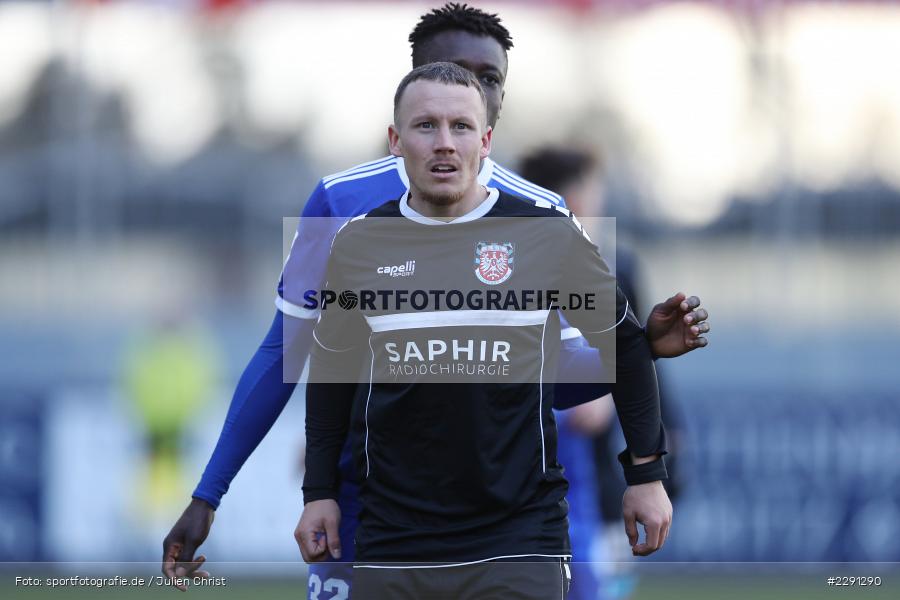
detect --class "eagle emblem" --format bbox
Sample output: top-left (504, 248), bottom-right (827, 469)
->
top-left (474, 242), bottom-right (515, 285)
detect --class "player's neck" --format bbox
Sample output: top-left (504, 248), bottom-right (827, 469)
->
top-left (408, 184), bottom-right (489, 221)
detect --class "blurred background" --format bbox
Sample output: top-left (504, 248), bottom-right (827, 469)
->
top-left (1, 0), bottom-right (899, 598)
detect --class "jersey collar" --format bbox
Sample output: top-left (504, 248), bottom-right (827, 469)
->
top-left (396, 157), bottom-right (496, 188)
top-left (399, 187), bottom-right (499, 225)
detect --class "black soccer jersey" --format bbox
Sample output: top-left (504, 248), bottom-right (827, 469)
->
top-left (303, 188), bottom-right (665, 563)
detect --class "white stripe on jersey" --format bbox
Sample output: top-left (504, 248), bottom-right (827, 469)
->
top-left (583, 299), bottom-right (630, 334)
top-left (398, 188), bottom-right (499, 225)
top-left (324, 163), bottom-right (400, 190)
top-left (323, 155), bottom-right (395, 184)
top-left (560, 326), bottom-right (582, 341)
top-left (538, 202), bottom-right (593, 244)
top-left (282, 230), bottom-right (299, 270)
top-left (312, 328), bottom-right (356, 352)
top-left (492, 171), bottom-right (565, 205)
top-left (364, 335), bottom-right (375, 478)
top-left (538, 311), bottom-right (548, 473)
top-left (275, 296), bottom-right (320, 319)
top-left (330, 213), bottom-right (367, 249)
top-left (493, 165), bottom-right (564, 205)
top-left (571, 214), bottom-right (593, 243)
top-left (364, 309), bottom-right (551, 332)
top-left (353, 553), bottom-right (572, 569)
top-left (477, 157), bottom-right (496, 185)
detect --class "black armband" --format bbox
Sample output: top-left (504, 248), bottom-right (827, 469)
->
top-left (617, 450), bottom-right (668, 486)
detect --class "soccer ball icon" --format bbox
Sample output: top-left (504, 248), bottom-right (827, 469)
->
top-left (338, 290), bottom-right (359, 310)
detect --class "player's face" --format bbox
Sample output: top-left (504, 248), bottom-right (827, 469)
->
top-left (415, 31), bottom-right (507, 129)
top-left (389, 80), bottom-right (492, 207)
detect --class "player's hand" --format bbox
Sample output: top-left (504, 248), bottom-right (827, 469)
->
top-left (645, 292), bottom-right (710, 358)
top-left (295, 499), bottom-right (342, 563)
top-left (622, 480), bottom-right (673, 557)
top-left (161, 498), bottom-right (215, 591)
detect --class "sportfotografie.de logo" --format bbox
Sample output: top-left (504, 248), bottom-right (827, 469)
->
top-left (302, 288), bottom-right (597, 312)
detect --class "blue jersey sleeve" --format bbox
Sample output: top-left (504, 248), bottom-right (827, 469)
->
top-left (277, 180), bottom-right (339, 319)
top-left (194, 178), bottom-right (342, 507)
top-left (195, 162), bottom-right (409, 508)
top-left (553, 337), bottom-right (611, 410)
top-left (487, 161), bottom-right (567, 208)
top-left (193, 310), bottom-right (315, 508)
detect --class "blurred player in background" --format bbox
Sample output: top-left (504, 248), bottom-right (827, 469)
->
top-left (520, 146), bottom-right (697, 600)
top-left (162, 4), bottom-right (709, 596)
top-left (124, 313), bottom-right (218, 545)
top-left (519, 147), bottom-right (614, 600)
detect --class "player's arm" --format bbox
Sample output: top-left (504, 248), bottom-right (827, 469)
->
top-left (552, 297), bottom-right (709, 411)
top-left (162, 182), bottom-right (333, 589)
top-left (297, 343), bottom-right (361, 563)
top-left (162, 311), bottom-right (314, 589)
top-left (191, 181), bottom-right (335, 504)
top-left (296, 227), bottom-right (367, 563)
top-left (553, 331), bottom-right (612, 410)
top-left (560, 221), bottom-right (672, 556)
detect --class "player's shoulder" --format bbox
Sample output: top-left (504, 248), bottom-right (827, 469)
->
top-left (487, 161), bottom-right (566, 207)
top-left (332, 199), bottom-right (401, 242)
top-left (493, 190), bottom-right (592, 242)
top-left (308, 155), bottom-right (405, 219)
top-left (320, 155), bottom-right (402, 191)
top-left (363, 198), bottom-right (402, 218)
top-left (493, 189), bottom-right (568, 218)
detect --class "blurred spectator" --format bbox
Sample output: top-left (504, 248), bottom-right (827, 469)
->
top-left (123, 312), bottom-right (219, 517)
top-left (519, 146), bottom-right (611, 600)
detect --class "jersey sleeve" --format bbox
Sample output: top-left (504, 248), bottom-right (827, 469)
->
top-left (192, 310), bottom-right (314, 508)
top-left (309, 223), bottom-right (371, 355)
top-left (558, 219), bottom-right (667, 463)
top-left (303, 227), bottom-right (369, 503)
top-left (553, 336), bottom-right (612, 410)
top-left (277, 180), bottom-right (341, 319)
top-left (487, 162), bottom-right (568, 208)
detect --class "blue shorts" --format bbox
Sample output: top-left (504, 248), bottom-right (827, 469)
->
top-left (307, 479), bottom-right (360, 599)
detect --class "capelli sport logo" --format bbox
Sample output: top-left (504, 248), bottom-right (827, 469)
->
top-left (377, 260), bottom-right (416, 278)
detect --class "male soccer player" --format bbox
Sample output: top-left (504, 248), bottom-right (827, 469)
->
top-left (162, 3), bottom-right (710, 595)
top-left (298, 61), bottom-right (673, 598)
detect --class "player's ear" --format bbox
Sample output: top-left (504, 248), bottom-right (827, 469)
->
top-left (480, 126), bottom-right (492, 159)
top-left (388, 124), bottom-right (402, 157)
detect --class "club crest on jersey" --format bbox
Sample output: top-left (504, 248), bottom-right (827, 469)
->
top-left (474, 242), bottom-right (515, 285)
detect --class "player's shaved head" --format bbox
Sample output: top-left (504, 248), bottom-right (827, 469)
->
top-left (393, 62), bottom-right (487, 126)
